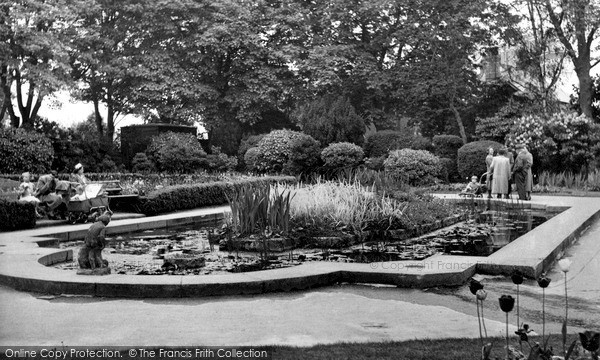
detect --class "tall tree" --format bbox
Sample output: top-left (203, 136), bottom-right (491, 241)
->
top-left (508, 0), bottom-right (567, 112)
top-left (118, 0), bottom-right (299, 153)
top-left (0, 0), bottom-right (75, 128)
top-left (287, 0), bottom-right (516, 141)
top-left (544, 0), bottom-right (600, 119)
top-left (69, 0), bottom-right (136, 140)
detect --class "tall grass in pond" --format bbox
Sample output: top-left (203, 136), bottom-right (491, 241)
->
top-left (288, 179), bottom-right (408, 238)
top-left (226, 184), bottom-right (294, 236)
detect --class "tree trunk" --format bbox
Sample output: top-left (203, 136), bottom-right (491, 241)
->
top-left (1, 65), bottom-right (19, 127)
top-left (0, 100), bottom-right (6, 122)
top-left (449, 98), bottom-right (468, 144)
top-left (106, 84), bottom-right (115, 141)
top-left (544, 0), bottom-right (596, 119)
top-left (575, 59), bottom-right (594, 119)
top-left (93, 96), bottom-right (104, 136)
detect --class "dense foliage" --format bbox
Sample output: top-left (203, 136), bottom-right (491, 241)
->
top-left (383, 149), bottom-right (441, 185)
top-left (474, 102), bottom-right (528, 143)
top-left (2, 0), bottom-right (524, 157)
top-left (363, 130), bottom-right (413, 158)
top-left (432, 135), bottom-right (463, 181)
top-left (321, 142), bottom-right (364, 170)
top-left (237, 134), bottom-right (266, 169)
top-left (131, 153), bottom-right (156, 173)
top-left (0, 128), bottom-right (54, 174)
top-left (457, 140), bottom-right (504, 179)
top-left (506, 111), bottom-right (600, 173)
top-left (0, 199), bottom-right (36, 231)
top-left (139, 175), bottom-right (296, 215)
top-left (33, 117), bottom-right (121, 173)
top-left (146, 132), bottom-right (207, 173)
top-left (244, 130), bottom-right (319, 174)
top-left (432, 135), bottom-right (464, 159)
top-left (205, 147), bottom-right (238, 173)
top-left (294, 96), bottom-right (365, 147)
top-left (284, 135), bottom-right (321, 175)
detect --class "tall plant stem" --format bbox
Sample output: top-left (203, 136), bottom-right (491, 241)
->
top-left (542, 288), bottom-right (546, 341)
top-left (516, 284), bottom-right (520, 329)
top-left (477, 299), bottom-right (483, 348)
top-left (564, 272), bottom-right (568, 355)
top-left (506, 312), bottom-right (510, 360)
top-left (481, 301), bottom-right (488, 338)
top-left (517, 284), bottom-right (522, 352)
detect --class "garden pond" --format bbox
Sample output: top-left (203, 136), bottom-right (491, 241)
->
top-left (50, 203), bottom-right (557, 276)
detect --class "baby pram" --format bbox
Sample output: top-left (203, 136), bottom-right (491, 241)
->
top-left (67, 184), bottom-right (111, 224)
top-left (458, 172), bottom-right (488, 198)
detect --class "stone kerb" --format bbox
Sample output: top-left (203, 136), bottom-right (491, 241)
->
top-left (0, 196), bottom-right (598, 298)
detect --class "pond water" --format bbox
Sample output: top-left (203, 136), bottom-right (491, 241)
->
top-left (49, 203), bottom-right (557, 275)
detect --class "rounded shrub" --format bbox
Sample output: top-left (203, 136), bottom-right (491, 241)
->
top-left (132, 153), bottom-right (156, 173)
top-left (284, 135), bottom-right (321, 175)
top-left (409, 136), bottom-right (433, 152)
top-left (363, 130), bottom-right (413, 157)
top-left (146, 132), bottom-right (207, 173)
top-left (438, 157), bottom-right (456, 183)
top-left (383, 149), bottom-right (441, 185)
top-left (457, 140), bottom-right (504, 179)
top-left (237, 134), bottom-right (266, 170)
top-left (432, 135), bottom-right (464, 159)
top-left (0, 127), bottom-right (54, 174)
top-left (321, 142), bottom-right (364, 169)
top-left (206, 146), bottom-right (238, 172)
top-left (244, 147), bottom-right (262, 172)
top-left (248, 129), bottom-right (319, 174)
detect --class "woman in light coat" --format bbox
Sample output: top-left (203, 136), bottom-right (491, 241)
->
top-left (489, 147), bottom-right (511, 199)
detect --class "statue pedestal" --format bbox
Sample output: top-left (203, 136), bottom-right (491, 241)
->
top-left (77, 267), bottom-right (111, 276)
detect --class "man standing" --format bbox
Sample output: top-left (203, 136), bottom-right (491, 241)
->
top-left (512, 144), bottom-right (533, 200)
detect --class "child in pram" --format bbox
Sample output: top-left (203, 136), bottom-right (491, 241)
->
top-left (459, 175), bottom-right (484, 197)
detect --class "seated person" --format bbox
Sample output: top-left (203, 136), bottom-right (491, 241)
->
top-left (460, 176), bottom-right (481, 195)
top-left (70, 185), bottom-right (87, 201)
top-left (34, 171), bottom-right (63, 219)
top-left (19, 172), bottom-right (42, 217)
top-left (70, 163), bottom-right (88, 186)
top-left (19, 172), bottom-right (40, 203)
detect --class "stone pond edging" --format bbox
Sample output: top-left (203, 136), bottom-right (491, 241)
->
top-left (0, 196), bottom-right (598, 298)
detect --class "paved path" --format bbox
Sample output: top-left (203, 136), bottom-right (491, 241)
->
top-left (1, 195), bottom-right (598, 347)
top-left (0, 284), bottom-right (517, 346)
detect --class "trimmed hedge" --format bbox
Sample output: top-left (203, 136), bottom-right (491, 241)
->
top-left (245, 130), bottom-right (319, 174)
top-left (0, 127), bottom-right (54, 174)
top-left (0, 199), bottom-right (36, 231)
top-left (363, 130), bottom-right (413, 157)
top-left (432, 135), bottom-right (464, 159)
top-left (433, 135), bottom-right (464, 182)
top-left (139, 175), bottom-right (297, 216)
top-left (457, 140), bottom-right (504, 179)
top-left (383, 149), bottom-right (441, 185)
top-left (1, 172), bottom-right (224, 183)
top-left (321, 142), bottom-right (364, 169)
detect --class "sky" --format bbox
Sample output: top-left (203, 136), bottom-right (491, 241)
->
top-left (38, 90), bottom-right (143, 131)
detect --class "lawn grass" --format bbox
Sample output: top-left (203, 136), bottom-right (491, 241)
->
top-left (270, 334), bottom-right (584, 359)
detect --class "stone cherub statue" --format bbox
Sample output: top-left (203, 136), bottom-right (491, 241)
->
top-left (77, 212), bottom-right (111, 275)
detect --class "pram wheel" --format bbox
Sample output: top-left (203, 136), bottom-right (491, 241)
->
top-left (68, 213), bottom-right (77, 225)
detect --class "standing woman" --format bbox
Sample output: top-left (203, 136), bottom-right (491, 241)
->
top-left (485, 147), bottom-right (495, 198)
top-left (489, 148), bottom-right (511, 199)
